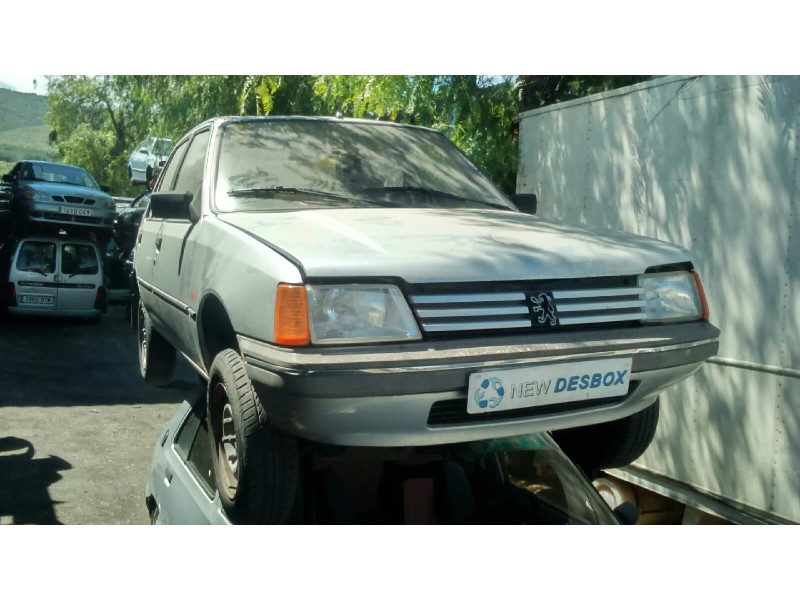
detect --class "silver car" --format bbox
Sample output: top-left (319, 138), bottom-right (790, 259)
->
top-left (1, 160), bottom-right (116, 243)
top-left (144, 390), bottom-right (622, 525)
top-left (127, 136), bottom-right (173, 184)
top-left (134, 116), bottom-right (719, 524)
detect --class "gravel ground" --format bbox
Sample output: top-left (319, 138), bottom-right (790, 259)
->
top-left (0, 304), bottom-right (200, 525)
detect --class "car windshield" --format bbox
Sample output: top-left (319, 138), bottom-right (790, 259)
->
top-left (153, 139), bottom-right (173, 155)
top-left (213, 120), bottom-right (515, 213)
top-left (444, 434), bottom-right (618, 524)
top-left (23, 163), bottom-right (100, 189)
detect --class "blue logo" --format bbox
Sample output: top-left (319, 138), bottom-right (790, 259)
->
top-left (474, 377), bottom-right (505, 409)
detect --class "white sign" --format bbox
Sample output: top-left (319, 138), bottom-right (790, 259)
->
top-left (467, 357), bottom-right (633, 414)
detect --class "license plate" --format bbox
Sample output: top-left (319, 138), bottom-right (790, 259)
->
top-left (19, 295), bottom-right (54, 305)
top-left (60, 206), bottom-right (92, 216)
top-left (467, 357), bottom-right (633, 414)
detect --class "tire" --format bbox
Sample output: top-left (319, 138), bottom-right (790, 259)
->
top-left (145, 166), bottom-right (153, 184)
top-left (551, 398), bottom-right (660, 471)
top-left (137, 299), bottom-right (176, 385)
top-left (207, 348), bottom-right (298, 524)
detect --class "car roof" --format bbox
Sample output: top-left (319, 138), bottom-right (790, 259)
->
top-left (181, 115), bottom-right (440, 142)
top-left (14, 235), bottom-right (100, 247)
top-left (21, 160), bottom-right (88, 171)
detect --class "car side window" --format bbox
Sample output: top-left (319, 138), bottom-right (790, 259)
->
top-left (174, 401), bottom-right (215, 497)
top-left (172, 129), bottom-right (211, 202)
top-left (61, 244), bottom-right (98, 276)
top-left (16, 241), bottom-right (56, 274)
top-left (156, 139), bottom-right (190, 192)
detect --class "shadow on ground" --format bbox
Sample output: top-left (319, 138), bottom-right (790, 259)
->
top-left (0, 436), bottom-right (71, 524)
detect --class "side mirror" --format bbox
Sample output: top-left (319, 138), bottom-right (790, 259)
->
top-left (100, 185), bottom-right (111, 193)
top-left (510, 193), bottom-right (537, 215)
top-left (150, 191), bottom-right (199, 223)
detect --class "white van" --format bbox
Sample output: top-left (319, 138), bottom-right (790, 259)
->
top-left (3, 236), bottom-right (106, 319)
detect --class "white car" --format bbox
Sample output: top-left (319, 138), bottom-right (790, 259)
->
top-left (127, 137), bottom-right (173, 184)
top-left (2, 235), bottom-right (106, 320)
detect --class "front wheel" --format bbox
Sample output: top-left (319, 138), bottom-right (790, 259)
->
top-left (207, 349), bottom-right (298, 524)
top-left (551, 398), bottom-right (660, 471)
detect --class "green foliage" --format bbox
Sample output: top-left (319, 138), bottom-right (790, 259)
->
top-left (44, 75), bottom-right (652, 196)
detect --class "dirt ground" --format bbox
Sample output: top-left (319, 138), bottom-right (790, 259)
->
top-left (0, 304), bottom-right (199, 525)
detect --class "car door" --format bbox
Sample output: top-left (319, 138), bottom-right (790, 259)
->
top-left (136, 139), bottom-right (190, 331)
top-left (11, 239), bottom-right (59, 312)
top-left (150, 128), bottom-right (210, 359)
top-left (155, 399), bottom-right (227, 524)
top-left (56, 241), bottom-right (100, 311)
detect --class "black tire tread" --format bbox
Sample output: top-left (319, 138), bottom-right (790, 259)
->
top-left (210, 349), bottom-right (297, 524)
top-left (552, 399), bottom-right (660, 470)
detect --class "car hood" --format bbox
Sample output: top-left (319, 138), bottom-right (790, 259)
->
top-left (217, 208), bottom-right (691, 283)
top-left (25, 181), bottom-right (112, 201)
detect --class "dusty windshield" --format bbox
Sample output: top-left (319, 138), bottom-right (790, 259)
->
top-left (23, 163), bottom-right (99, 189)
top-left (213, 119), bottom-right (514, 212)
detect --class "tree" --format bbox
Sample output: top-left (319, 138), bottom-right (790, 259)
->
top-left (45, 75), bottom-right (651, 196)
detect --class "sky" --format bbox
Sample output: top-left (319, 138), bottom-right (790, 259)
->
top-left (0, 75), bottom-right (48, 95)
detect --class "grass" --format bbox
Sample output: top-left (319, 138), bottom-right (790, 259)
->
top-left (0, 125), bottom-right (56, 162)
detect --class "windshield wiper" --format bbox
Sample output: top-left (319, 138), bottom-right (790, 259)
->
top-left (359, 186), bottom-right (511, 210)
top-left (227, 187), bottom-right (395, 207)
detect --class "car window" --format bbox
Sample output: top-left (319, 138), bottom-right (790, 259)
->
top-left (451, 434), bottom-right (617, 524)
top-left (156, 139), bottom-right (190, 192)
top-left (16, 241), bottom-right (56, 274)
top-left (174, 401), bottom-right (215, 497)
top-left (153, 139), bottom-right (173, 155)
top-left (172, 129), bottom-right (210, 201)
top-left (61, 244), bottom-right (98, 276)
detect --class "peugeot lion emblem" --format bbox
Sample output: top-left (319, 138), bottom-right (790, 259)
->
top-left (530, 292), bottom-right (558, 327)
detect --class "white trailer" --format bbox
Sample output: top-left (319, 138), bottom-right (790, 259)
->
top-left (517, 75), bottom-right (799, 524)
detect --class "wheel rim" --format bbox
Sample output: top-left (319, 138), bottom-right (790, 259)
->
top-left (211, 381), bottom-right (239, 499)
top-left (138, 303), bottom-right (147, 372)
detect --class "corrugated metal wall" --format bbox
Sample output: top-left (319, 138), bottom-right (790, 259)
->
top-left (517, 75), bottom-right (800, 521)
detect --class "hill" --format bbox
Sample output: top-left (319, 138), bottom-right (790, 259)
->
top-left (0, 88), bottom-right (55, 165)
top-left (0, 88), bottom-right (48, 133)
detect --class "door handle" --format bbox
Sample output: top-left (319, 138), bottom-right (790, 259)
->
top-left (164, 467), bottom-right (174, 485)
top-left (155, 237), bottom-right (163, 252)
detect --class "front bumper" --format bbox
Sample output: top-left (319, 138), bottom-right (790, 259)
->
top-left (239, 321), bottom-right (720, 446)
top-left (17, 199), bottom-right (115, 230)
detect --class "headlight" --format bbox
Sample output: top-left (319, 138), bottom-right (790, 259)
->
top-left (306, 285), bottom-right (421, 344)
top-left (638, 271), bottom-right (704, 322)
top-left (24, 190), bottom-right (50, 201)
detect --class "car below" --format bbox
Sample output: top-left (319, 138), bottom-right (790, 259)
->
top-left (1, 234), bottom-right (107, 319)
top-left (145, 390), bottom-right (622, 525)
top-left (112, 190), bottom-right (150, 248)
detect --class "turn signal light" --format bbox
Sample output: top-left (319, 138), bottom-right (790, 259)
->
top-left (274, 284), bottom-right (310, 346)
top-left (94, 286), bottom-right (107, 311)
top-left (693, 272), bottom-right (710, 320)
